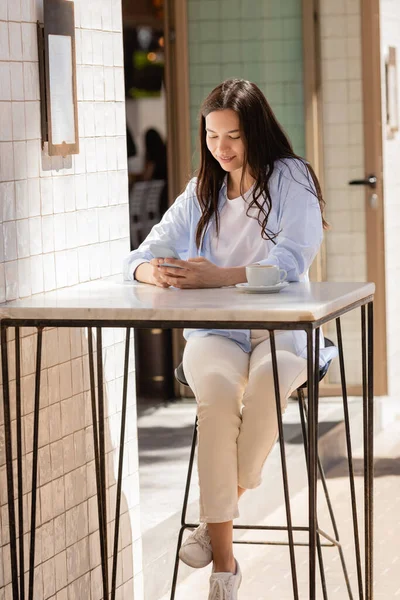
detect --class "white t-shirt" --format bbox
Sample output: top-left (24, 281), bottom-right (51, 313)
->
top-left (210, 186), bottom-right (268, 267)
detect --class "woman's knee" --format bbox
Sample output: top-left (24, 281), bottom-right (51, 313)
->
top-left (247, 350), bottom-right (307, 404)
top-left (196, 373), bottom-right (244, 421)
top-left (183, 337), bottom-right (248, 408)
top-left (244, 369), bottom-right (288, 413)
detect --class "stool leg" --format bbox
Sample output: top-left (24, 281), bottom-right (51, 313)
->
top-left (270, 331), bottom-right (299, 600)
top-left (297, 389), bottom-right (328, 600)
top-left (317, 452), bottom-right (354, 599)
top-left (170, 528), bottom-right (186, 600)
top-left (336, 317), bottom-right (364, 600)
top-left (298, 389), bottom-right (354, 599)
top-left (170, 416), bottom-right (198, 600)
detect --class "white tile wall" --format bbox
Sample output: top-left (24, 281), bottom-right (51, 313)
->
top-left (380, 0), bottom-right (400, 396)
top-left (0, 0), bottom-right (142, 598)
top-left (0, 9), bottom-right (129, 300)
top-left (319, 0), bottom-right (366, 385)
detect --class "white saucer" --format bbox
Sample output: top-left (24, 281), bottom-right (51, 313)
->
top-left (235, 281), bottom-right (289, 294)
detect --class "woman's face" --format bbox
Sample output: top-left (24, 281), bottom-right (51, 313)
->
top-left (205, 109), bottom-right (245, 173)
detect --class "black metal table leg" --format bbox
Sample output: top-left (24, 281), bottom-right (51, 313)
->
top-left (88, 327), bottom-right (109, 600)
top-left (28, 328), bottom-right (43, 600)
top-left (307, 327), bottom-right (319, 600)
top-left (88, 326), bottom-right (132, 600)
top-left (366, 302), bottom-right (374, 599)
top-left (337, 317), bottom-right (364, 599)
top-left (361, 305), bottom-right (368, 600)
top-left (361, 302), bottom-right (374, 600)
top-left (96, 327), bottom-right (109, 595)
top-left (111, 328), bottom-right (131, 600)
top-left (2, 325), bottom-right (43, 600)
top-left (15, 328), bottom-right (25, 600)
top-left (1, 325), bottom-right (19, 600)
top-left (307, 329), bottom-right (315, 599)
top-left (270, 330), bottom-right (299, 600)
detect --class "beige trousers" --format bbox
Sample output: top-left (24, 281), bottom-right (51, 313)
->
top-left (182, 330), bottom-right (308, 523)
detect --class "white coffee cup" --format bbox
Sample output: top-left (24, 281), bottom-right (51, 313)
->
top-left (245, 264), bottom-right (287, 287)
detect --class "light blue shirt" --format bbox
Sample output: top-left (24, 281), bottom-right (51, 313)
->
top-left (123, 158), bottom-right (337, 367)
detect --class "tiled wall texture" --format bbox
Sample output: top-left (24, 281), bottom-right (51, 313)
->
top-left (0, 0), bottom-right (142, 599)
top-left (319, 0), bottom-right (366, 385)
top-left (380, 0), bottom-right (400, 396)
top-left (187, 0), bottom-right (305, 163)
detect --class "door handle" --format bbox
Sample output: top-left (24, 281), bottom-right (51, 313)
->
top-left (348, 174), bottom-right (377, 188)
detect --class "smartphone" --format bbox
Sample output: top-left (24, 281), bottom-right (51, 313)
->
top-left (149, 243), bottom-right (185, 269)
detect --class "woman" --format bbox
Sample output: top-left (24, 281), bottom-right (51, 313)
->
top-left (142, 127), bottom-right (168, 215)
top-left (124, 79), bottom-right (330, 599)
top-left (142, 127), bottom-right (167, 182)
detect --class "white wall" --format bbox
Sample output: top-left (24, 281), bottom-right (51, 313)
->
top-left (0, 0), bottom-right (143, 598)
top-left (380, 0), bottom-right (400, 397)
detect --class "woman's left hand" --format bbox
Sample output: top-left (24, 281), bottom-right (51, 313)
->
top-left (156, 257), bottom-right (224, 288)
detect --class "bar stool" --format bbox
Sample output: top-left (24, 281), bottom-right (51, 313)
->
top-left (169, 337), bottom-right (354, 599)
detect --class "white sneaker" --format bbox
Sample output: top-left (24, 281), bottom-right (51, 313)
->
top-left (208, 559), bottom-right (242, 600)
top-left (179, 523), bottom-right (213, 568)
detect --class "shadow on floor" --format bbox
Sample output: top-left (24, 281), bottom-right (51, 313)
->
top-left (326, 456), bottom-right (400, 478)
top-left (137, 420), bottom-right (343, 466)
top-left (138, 424), bottom-right (194, 453)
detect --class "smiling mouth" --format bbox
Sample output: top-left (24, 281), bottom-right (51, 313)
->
top-left (218, 156), bottom-right (235, 161)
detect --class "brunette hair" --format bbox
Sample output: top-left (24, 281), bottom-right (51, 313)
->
top-left (195, 79), bottom-right (328, 249)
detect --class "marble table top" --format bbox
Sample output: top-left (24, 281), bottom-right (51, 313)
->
top-left (0, 277), bottom-right (375, 325)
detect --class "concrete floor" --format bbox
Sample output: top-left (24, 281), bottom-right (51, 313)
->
top-left (137, 398), bottom-right (199, 534)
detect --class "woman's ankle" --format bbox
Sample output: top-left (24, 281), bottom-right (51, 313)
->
top-left (213, 556), bottom-right (236, 574)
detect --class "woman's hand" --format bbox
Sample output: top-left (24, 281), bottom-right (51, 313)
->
top-left (151, 257), bottom-right (224, 289)
top-left (147, 259), bottom-right (173, 288)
